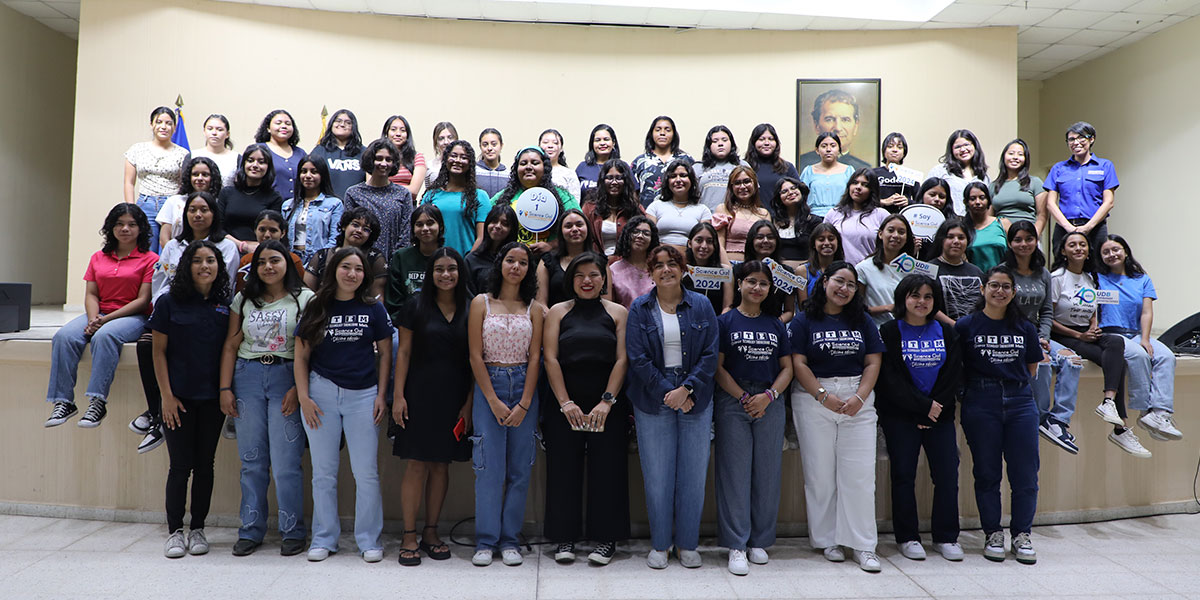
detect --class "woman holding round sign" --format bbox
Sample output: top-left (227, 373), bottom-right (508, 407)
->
top-left (713, 260), bottom-right (794, 575)
top-left (964, 182), bottom-right (1010, 273)
top-left (741, 220), bottom-right (796, 323)
top-left (541, 252), bottom-right (631, 566)
top-left (796, 223), bottom-right (845, 305)
top-left (992, 139), bottom-right (1047, 234)
top-left (610, 216), bottom-right (659, 308)
top-left (856, 214), bottom-right (916, 327)
top-left (823, 168), bottom-right (887, 266)
top-left (492, 147), bottom-right (579, 255)
top-left (788, 260), bottom-right (885, 572)
top-left (1050, 232), bottom-right (1146, 457)
top-left (683, 222), bottom-right (733, 316)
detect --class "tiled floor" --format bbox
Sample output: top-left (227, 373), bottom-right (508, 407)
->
top-left (0, 512), bottom-right (1198, 599)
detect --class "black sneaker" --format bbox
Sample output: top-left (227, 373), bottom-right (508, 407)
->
top-left (137, 425), bottom-right (165, 454)
top-left (77, 399), bottom-right (107, 428)
top-left (1038, 419), bottom-right (1079, 454)
top-left (280, 538), bottom-right (306, 556)
top-left (554, 542), bottom-right (575, 563)
top-left (232, 538), bottom-right (261, 556)
top-left (44, 402), bottom-right (78, 427)
top-left (588, 542), bottom-right (616, 565)
top-left (129, 410), bottom-right (154, 435)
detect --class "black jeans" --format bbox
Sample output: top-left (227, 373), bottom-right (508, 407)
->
top-left (1052, 219), bottom-right (1107, 258)
top-left (1053, 328), bottom-right (1127, 419)
top-left (541, 401), bottom-right (631, 543)
top-left (135, 333), bottom-right (160, 419)
top-left (879, 414), bottom-right (960, 544)
top-left (164, 398), bottom-right (225, 532)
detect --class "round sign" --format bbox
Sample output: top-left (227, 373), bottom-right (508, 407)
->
top-left (900, 204), bottom-right (946, 241)
top-left (512, 187), bottom-right (560, 234)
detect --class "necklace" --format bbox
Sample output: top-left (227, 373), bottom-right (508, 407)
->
top-left (737, 306), bottom-right (761, 318)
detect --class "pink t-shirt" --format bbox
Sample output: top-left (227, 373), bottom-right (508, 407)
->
top-left (84, 248), bottom-right (158, 314)
top-left (823, 207), bottom-right (888, 266)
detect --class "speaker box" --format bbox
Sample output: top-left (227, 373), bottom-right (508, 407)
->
top-left (1159, 311), bottom-right (1200, 355)
top-left (0, 283), bottom-right (31, 333)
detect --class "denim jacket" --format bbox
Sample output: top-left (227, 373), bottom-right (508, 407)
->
top-left (282, 193), bottom-right (344, 264)
top-left (625, 287), bottom-right (719, 414)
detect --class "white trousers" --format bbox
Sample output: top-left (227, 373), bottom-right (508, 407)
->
top-left (793, 375), bottom-right (878, 552)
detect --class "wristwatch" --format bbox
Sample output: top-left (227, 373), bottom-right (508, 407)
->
top-left (683, 384), bottom-right (695, 396)
top-left (816, 387), bottom-right (828, 402)
top-left (600, 392), bottom-right (616, 404)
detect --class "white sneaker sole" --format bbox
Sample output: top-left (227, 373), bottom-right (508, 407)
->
top-left (1095, 405), bottom-right (1123, 426)
top-left (1108, 434), bottom-right (1152, 458)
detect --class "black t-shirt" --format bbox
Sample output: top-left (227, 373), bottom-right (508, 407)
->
top-left (931, 258), bottom-right (984, 321)
top-left (148, 294), bottom-right (231, 401)
top-left (217, 185), bottom-right (284, 242)
top-left (308, 145), bottom-right (365, 199)
top-left (870, 166), bottom-right (919, 210)
top-left (777, 214), bottom-right (822, 262)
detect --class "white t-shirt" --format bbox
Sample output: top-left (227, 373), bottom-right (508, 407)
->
top-left (191, 147), bottom-right (239, 189)
top-left (551, 165), bottom-right (581, 202)
top-left (1050, 268), bottom-right (1098, 328)
top-left (855, 257), bottom-right (906, 326)
top-left (155, 194), bottom-right (187, 235)
top-left (151, 237), bottom-right (241, 303)
top-left (659, 302), bottom-right (683, 368)
top-left (600, 219), bottom-right (618, 256)
top-left (645, 201), bottom-right (712, 246)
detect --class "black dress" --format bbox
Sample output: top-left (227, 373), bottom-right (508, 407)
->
top-left (777, 214), bottom-right (822, 262)
top-left (684, 271), bottom-right (726, 316)
top-left (543, 297), bottom-right (631, 542)
top-left (391, 297), bottom-right (471, 463)
top-left (541, 252), bottom-right (571, 308)
top-left (465, 247), bottom-right (495, 296)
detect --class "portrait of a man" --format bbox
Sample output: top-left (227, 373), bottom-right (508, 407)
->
top-left (796, 81), bottom-right (880, 172)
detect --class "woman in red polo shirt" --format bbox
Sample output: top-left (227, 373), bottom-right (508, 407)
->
top-left (45, 203), bottom-right (158, 429)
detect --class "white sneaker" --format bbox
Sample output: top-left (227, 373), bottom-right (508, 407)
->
top-left (932, 542), bottom-right (964, 561)
top-left (1108, 429), bottom-right (1152, 458)
top-left (306, 547), bottom-right (330, 562)
top-left (1010, 532), bottom-right (1036, 565)
top-left (1157, 411), bottom-right (1184, 439)
top-left (727, 549), bottom-right (749, 575)
top-left (362, 549), bottom-right (383, 563)
top-left (984, 531), bottom-right (1006, 562)
top-left (472, 549), bottom-right (493, 566)
top-left (747, 547), bottom-right (769, 565)
top-left (823, 546), bottom-right (845, 562)
top-left (647, 549), bottom-right (669, 569)
top-left (501, 547), bottom-right (522, 566)
top-left (677, 548), bottom-right (702, 568)
top-left (164, 529), bottom-right (186, 559)
top-left (1095, 398), bottom-right (1123, 425)
top-left (852, 550), bottom-right (881, 572)
top-left (899, 540), bottom-right (926, 560)
top-left (186, 529), bottom-right (209, 555)
top-left (1139, 410), bottom-right (1183, 441)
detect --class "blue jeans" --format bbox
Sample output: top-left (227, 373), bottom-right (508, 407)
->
top-left (714, 381), bottom-right (784, 551)
top-left (1117, 335), bottom-right (1176, 413)
top-left (471, 364), bottom-right (539, 552)
top-left (879, 415), bottom-right (959, 544)
top-left (633, 367), bottom-right (713, 552)
top-left (1033, 339), bottom-right (1083, 425)
top-left (232, 358), bottom-right (307, 542)
top-left (137, 194), bottom-right (169, 254)
top-left (46, 313), bottom-right (146, 404)
top-left (304, 372), bottom-right (383, 554)
top-left (960, 378), bottom-right (1039, 536)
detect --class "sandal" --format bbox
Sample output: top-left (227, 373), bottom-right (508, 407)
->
top-left (420, 525), bottom-right (451, 560)
top-left (397, 529), bottom-right (422, 566)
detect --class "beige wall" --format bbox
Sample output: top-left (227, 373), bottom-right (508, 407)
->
top-left (66, 0), bottom-right (1018, 304)
top-left (1038, 16), bottom-right (1199, 332)
top-left (0, 3), bottom-right (76, 305)
top-left (1016, 79), bottom-right (1045, 174)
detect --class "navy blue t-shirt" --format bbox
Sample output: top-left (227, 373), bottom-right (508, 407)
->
top-left (149, 294), bottom-right (231, 401)
top-left (896, 320), bottom-right (947, 395)
top-left (788, 310), bottom-right (884, 378)
top-left (305, 299), bottom-right (393, 390)
top-left (718, 310), bottom-right (792, 384)
top-left (953, 312), bottom-right (1041, 382)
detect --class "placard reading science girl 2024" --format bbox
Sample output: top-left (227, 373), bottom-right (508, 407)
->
top-left (513, 187), bottom-right (560, 234)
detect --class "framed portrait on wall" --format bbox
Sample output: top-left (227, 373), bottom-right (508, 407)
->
top-left (796, 79), bottom-right (881, 172)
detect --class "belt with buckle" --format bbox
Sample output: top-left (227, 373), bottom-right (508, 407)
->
top-left (255, 355), bottom-right (291, 365)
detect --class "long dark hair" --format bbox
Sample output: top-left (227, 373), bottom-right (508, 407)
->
top-left (290, 156), bottom-right (335, 211)
top-left (170, 240), bottom-right (232, 305)
top-left (295, 247), bottom-right (376, 345)
top-left (916, 176), bottom-right (956, 218)
top-left (832, 168), bottom-right (880, 223)
top-left (685, 222), bottom-right (721, 268)
top-left (563, 252), bottom-right (609, 300)
top-left (410, 203), bottom-right (446, 249)
top-left (742, 220), bottom-right (783, 262)
top-left (178, 156), bottom-right (222, 197)
top-left (771, 176), bottom-right (813, 235)
top-left (551, 208), bottom-right (600, 259)
top-left (1096, 234), bottom-right (1146, 277)
top-left (700, 124), bottom-right (739, 169)
top-left (239, 240), bottom-right (303, 311)
top-left (234, 143), bottom-right (277, 193)
top-left (425, 140), bottom-right (481, 224)
top-left (939, 129), bottom-right (988, 179)
top-left (891, 274), bottom-right (943, 321)
top-left (334, 205), bottom-right (381, 251)
top-left (732, 260), bottom-right (782, 318)
top-left (745, 123), bottom-right (787, 174)
top-left (254, 109), bottom-right (300, 147)
top-left (539, 129), bottom-right (568, 167)
top-left (1002, 220), bottom-right (1046, 271)
top-left (805, 260), bottom-right (866, 324)
top-left (805, 222), bottom-right (844, 271)
top-left (973, 265), bottom-right (1023, 324)
top-left (316, 108), bottom-right (363, 156)
top-left (590, 159), bottom-right (640, 220)
top-left (100, 203), bottom-right (151, 255)
top-left (254, 209), bottom-right (290, 248)
top-left (486, 242), bottom-right (537, 304)
top-left (380, 115), bottom-right (417, 173)
top-left (963, 181), bottom-right (993, 227)
top-left (658, 158), bottom-right (700, 204)
top-left (643, 115), bottom-right (680, 154)
top-left (614, 215), bottom-right (659, 262)
top-left (481, 203), bottom-right (519, 254)
top-left (583, 124), bottom-right (621, 166)
top-left (177, 191), bottom-right (227, 243)
top-left (203, 114), bottom-right (234, 150)
top-left (993, 138), bottom-right (1032, 195)
top-left (1051, 230), bottom-right (1096, 275)
top-left (493, 148), bottom-right (567, 213)
top-left (416, 246), bottom-right (471, 318)
top-left (869, 213), bottom-right (915, 270)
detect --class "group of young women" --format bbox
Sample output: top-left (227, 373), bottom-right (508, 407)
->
top-left (42, 107), bottom-right (1181, 572)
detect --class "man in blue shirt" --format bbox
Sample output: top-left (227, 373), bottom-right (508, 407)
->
top-left (1044, 121), bottom-right (1119, 252)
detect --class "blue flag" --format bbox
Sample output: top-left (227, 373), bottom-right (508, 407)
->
top-left (172, 107), bottom-right (190, 150)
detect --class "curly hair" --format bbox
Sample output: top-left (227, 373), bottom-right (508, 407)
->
top-left (770, 176), bottom-right (813, 234)
top-left (589, 159), bottom-right (640, 221)
top-left (380, 115), bottom-right (417, 174)
top-left (316, 108), bottom-right (363, 156)
top-left (486, 242), bottom-right (537, 304)
top-left (744, 123), bottom-right (787, 174)
top-left (295, 247), bottom-right (377, 345)
top-left (334, 205), bottom-right (381, 251)
top-left (424, 140), bottom-right (481, 224)
top-left (657, 158), bottom-right (700, 204)
top-left (177, 156), bottom-right (222, 197)
top-left (254, 109), bottom-right (300, 147)
top-left (614, 215), bottom-right (659, 263)
top-left (805, 260), bottom-right (866, 324)
top-left (700, 125), bottom-right (739, 169)
top-left (170, 239), bottom-right (232, 305)
top-left (493, 147), bottom-right (557, 205)
top-left (100, 202), bottom-right (151, 255)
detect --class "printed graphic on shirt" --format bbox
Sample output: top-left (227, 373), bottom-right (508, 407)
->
top-left (903, 338), bottom-right (946, 369)
top-left (972, 333), bottom-right (1027, 365)
top-left (729, 329), bottom-right (781, 363)
top-left (939, 275), bottom-right (982, 319)
top-left (811, 329), bottom-right (864, 357)
top-left (406, 271), bottom-right (425, 296)
top-left (326, 158), bottom-right (360, 172)
top-left (1064, 281), bottom-right (1098, 323)
top-left (326, 313), bottom-right (372, 344)
top-left (245, 308), bottom-right (288, 353)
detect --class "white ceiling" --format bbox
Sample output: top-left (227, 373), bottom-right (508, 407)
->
top-left (4, 0), bottom-right (1198, 78)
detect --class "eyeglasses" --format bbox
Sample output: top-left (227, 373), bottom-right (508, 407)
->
top-left (829, 276), bottom-right (858, 291)
top-left (985, 282), bottom-right (1013, 292)
top-left (631, 230), bottom-right (652, 239)
top-left (1066, 136), bottom-right (1092, 146)
top-left (603, 175), bottom-right (625, 182)
top-left (753, 234), bottom-right (775, 241)
top-left (332, 118), bottom-right (353, 126)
